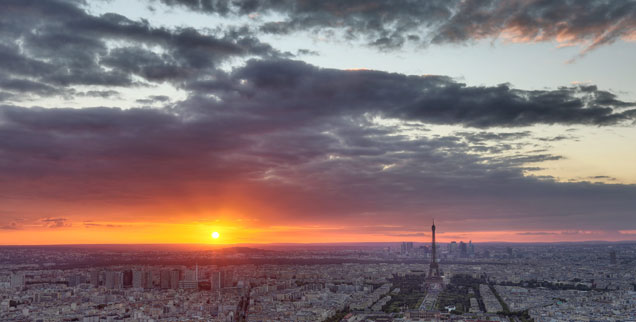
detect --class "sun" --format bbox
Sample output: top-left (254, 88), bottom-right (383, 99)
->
top-left (211, 231), bottom-right (220, 239)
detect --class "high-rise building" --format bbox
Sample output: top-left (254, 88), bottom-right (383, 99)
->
top-left (610, 250), bottom-right (617, 265)
top-left (123, 270), bottom-right (133, 288)
top-left (160, 270), bottom-right (171, 289)
top-left (459, 241), bottom-right (467, 258)
top-left (180, 267), bottom-right (198, 289)
top-left (104, 271), bottom-right (123, 289)
top-left (144, 271), bottom-right (154, 289)
top-left (105, 271), bottom-right (115, 289)
top-left (221, 270), bottom-right (234, 288)
top-left (170, 269), bottom-right (180, 289)
top-left (211, 271), bottom-right (222, 294)
top-left (132, 270), bottom-right (144, 289)
top-left (468, 240), bottom-right (475, 256)
top-left (406, 242), bottom-right (414, 253)
top-left (449, 241), bottom-right (457, 254)
top-left (90, 271), bottom-right (100, 288)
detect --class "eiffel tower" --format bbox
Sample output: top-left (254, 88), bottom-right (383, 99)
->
top-left (426, 220), bottom-right (443, 284)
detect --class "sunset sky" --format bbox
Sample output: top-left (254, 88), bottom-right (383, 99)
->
top-left (1, 0), bottom-right (636, 245)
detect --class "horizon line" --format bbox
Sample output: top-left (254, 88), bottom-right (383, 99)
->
top-left (2, 240), bottom-right (636, 247)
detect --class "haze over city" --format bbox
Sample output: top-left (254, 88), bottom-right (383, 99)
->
top-left (1, 0), bottom-right (635, 245)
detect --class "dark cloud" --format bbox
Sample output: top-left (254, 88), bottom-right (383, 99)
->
top-left (0, 0), bottom-right (277, 99)
top-left (136, 95), bottom-right (171, 105)
top-left (157, 0), bottom-right (636, 53)
top-left (0, 2), bottom-right (635, 237)
top-left (83, 222), bottom-right (125, 229)
top-left (296, 49), bottom-right (319, 56)
top-left (388, 232), bottom-right (430, 238)
top-left (193, 59), bottom-right (635, 127)
top-left (41, 217), bottom-right (71, 228)
top-left (77, 90), bottom-right (121, 98)
top-left (517, 232), bottom-right (557, 235)
top-left (456, 131), bottom-right (531, 143)
top-left (1, 90), bottom-right (636, 232)
top-left (0, 75), bottom-right (58, 96)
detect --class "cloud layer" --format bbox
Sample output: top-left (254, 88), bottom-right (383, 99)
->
top-left (1, 60), bottom-right (635, 234)
top-left (0, 0), bottom-right (635, 241)
top-left (159, 0), bottom-right (636, 53)
top-left (0, 0), bottom-right (277, 101)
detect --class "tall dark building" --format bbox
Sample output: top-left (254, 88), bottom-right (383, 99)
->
top-left (426, 220), bottom-right (442, 284)
top-left (160, 270), bottom-right (171, 289)
top-left (144, 271), bottom-right (154, 289)
top-left (90, 271), bottom-right (100, 288)
top-left (211, 271), bottom-right (221, 295)
top-left (123, 270), bottom-right (133, 288)
top-left (610, 250), bottom-right (617, 265)
top-left (459, 241), bottom-right (467, 258)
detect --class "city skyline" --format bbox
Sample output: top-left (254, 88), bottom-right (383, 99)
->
top-left (1, 0), bottom-right (636, 245)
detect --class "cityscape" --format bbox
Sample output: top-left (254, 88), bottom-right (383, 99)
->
top-left (2, 0), bottom-right (636, 321)
top-left (2, 223), bottom-right (636, 321)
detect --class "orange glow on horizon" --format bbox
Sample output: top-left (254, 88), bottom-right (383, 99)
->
top-left (1, 219), bottom-right (634, 245)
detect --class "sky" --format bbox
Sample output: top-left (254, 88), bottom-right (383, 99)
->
top-left (1, 0), bottom-right (636, 245)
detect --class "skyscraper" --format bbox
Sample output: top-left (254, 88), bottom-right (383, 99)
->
top-left (160, 270), bottom-right (171, 289)
top-left (211, 271), bottom-right (221, 295)
top-left (132, 270), bottom-right (143, 289)
top-left (459, 241), bottom-right (467, 258)
top-left (90, 271), bottom-right (100, 288)
top-left (123, 270), bottom-right (133, 288)
top-left (449, 241), bottom-right (457, 254)
top-left (170, 269), bottom-right (180, 289)
top-left (104, 271), bottom-right (123, 289)
top-left (144, 271), bottom-right (154, 289)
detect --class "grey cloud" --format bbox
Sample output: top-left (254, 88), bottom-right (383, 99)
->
top-left (158, 0), bottom-right (636, 53)
top-left (517, 232), bottom-right (557, 235)
top-left (83, 222), bottom-right (125, 229)
top-left (456, 131), bottom-right (532, 143)
top-left (296, 49), bottom-right (319, 56)
top-left (195, 59), bottom-right (635, 128)
top-left (1, 100), bottom-right (636, 232)
top-left (41, 217), bottom-right (71, 228)
top-left (77, 90), bottom-right (121, 98)
top-left (0, 0), bottom-right (277, 99)
top-left (388, 232), bottom-right (430, 237)
top-left (136, 95), bottom-right (171, 105)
